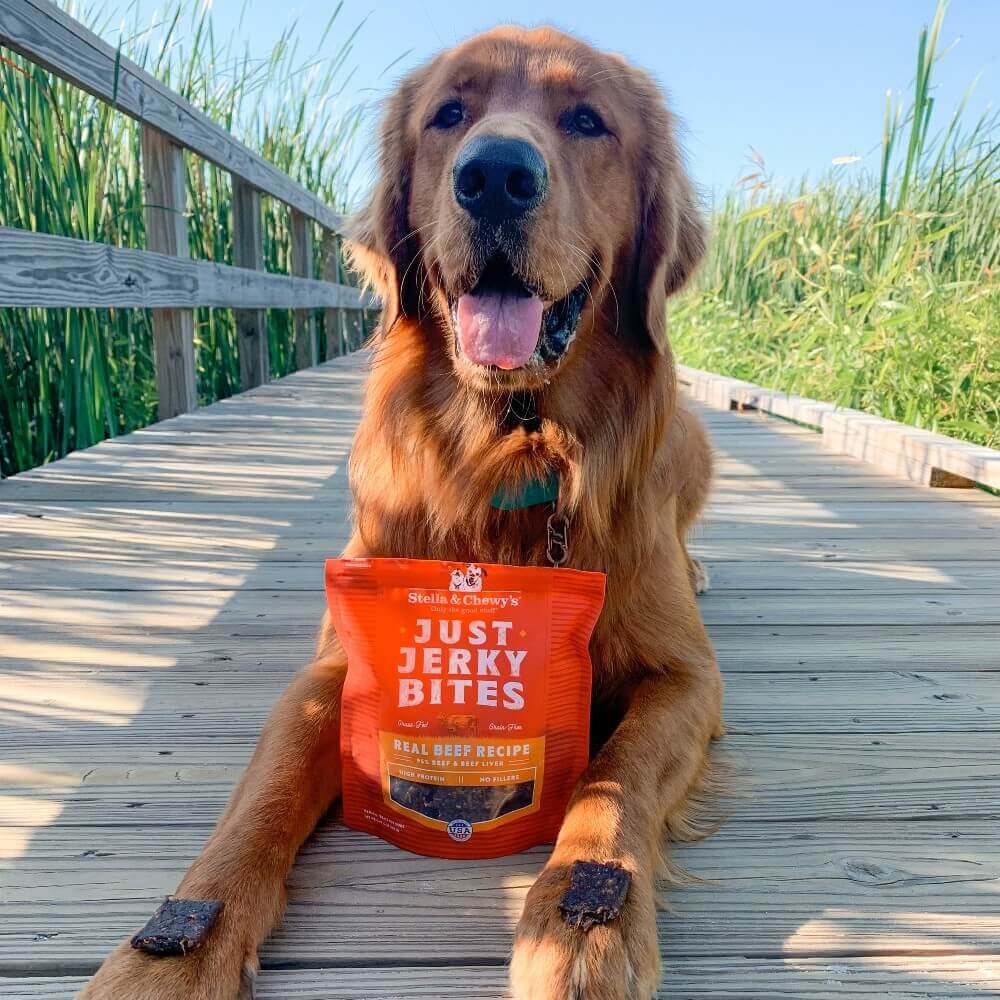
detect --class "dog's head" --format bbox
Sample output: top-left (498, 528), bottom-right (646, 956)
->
top-left (347, 26), bottom-right (705, 391)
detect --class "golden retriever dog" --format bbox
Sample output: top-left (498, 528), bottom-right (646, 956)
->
top-left (83, 24), bottom-right (723, 1000)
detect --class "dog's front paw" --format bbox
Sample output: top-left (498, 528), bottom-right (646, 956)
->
top-left (509, 863), bottom-right (659, 1000)
top-left (79, 934), bottom-right (256, 1000)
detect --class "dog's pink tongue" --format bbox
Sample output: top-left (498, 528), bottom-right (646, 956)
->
top-left (456, 293), bottom-right (543, 369)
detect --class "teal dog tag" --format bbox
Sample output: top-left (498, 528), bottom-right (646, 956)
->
top-left (491, 469), bottom-right (559, 510)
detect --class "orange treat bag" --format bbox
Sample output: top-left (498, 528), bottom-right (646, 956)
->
top-left (326, 557), bottom-right (606, 859)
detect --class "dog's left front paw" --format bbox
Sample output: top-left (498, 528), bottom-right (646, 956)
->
top-left (509, 863), bottom-right (659, 1000)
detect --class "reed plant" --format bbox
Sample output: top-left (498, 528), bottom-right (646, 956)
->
top-left (672, 0), bottom-right (999, 448)
top-left (0, 0), bottom-right (362, 476)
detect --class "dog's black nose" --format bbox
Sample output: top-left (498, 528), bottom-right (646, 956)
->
top-left (453, 136), bottom-right (548, 224)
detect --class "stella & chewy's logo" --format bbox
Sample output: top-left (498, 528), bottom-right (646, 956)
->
top-left (449, 563), bottom-right (484, 592)
top-left (447, 818), bottom-right (473, 842)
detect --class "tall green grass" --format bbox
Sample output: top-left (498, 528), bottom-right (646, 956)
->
top-left (0, 1), bottom-right (363, 477)
top-left (672, 0), bottom-right (999, 448)
top-left (3, 1), bottom-right (996, 477)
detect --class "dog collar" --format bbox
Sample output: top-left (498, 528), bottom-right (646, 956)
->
top-left (491, 469), bottom-right (560, 510)
top-left (491, 390), bottom-right (556, 509)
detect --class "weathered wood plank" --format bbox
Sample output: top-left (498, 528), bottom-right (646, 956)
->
top-left (0, 0), bottom-right (345, 230)
top-left (703, 559), bottom-right (1000, 590)
top-left (17, 464), bottom-right (994, 504)
top-left (8, 458), bottom-right (940, 493)
top-left (3, 668), bottom-right (997, 736)
top-left (2, 736), bottom-right (996, 826)
top-left (0, 980), bottom-right (85, 998)
top-left (265, 957), bottom-right (1000, 1000)
top-left (1, 625), bottom-right (995, 675)
top-left (140, 126), bottom-right (197, 419)
top-left (7, 957), bottom-right (998, 999)
top-left (3, 468), bottom-right (998, 517)
top-left (7, 520), bottom-right (1000, 568)
top-left (3, 555), bottom-right (999, 593)
top-left (3, 509), bottom-right (996, 564)
top-left (0, 227), bottom-right (368, 310)
top-left (2, 587), bottom-right (995, 628)
top-left (0, 496), bottom-right (1000, 552)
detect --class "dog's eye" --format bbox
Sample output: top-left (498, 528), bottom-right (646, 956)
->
top-left (430, 100), bottom-right (465, 129)
top-left (566, 106), bottom-right (608, 137)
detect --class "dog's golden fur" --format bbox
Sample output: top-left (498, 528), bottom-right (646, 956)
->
top-left (83, 26), bottom-right (724, 1000)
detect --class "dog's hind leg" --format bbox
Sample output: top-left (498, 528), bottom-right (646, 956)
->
top-left (684, 547), bottom-right (712, 595)
top-left (668, 406), bottom-right (714, 596)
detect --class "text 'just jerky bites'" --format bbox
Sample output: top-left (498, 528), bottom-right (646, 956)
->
top-left (326, 558), bottom-right (606, 859)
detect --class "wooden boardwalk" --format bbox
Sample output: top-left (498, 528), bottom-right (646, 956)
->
top-left (1, 352), bottom-right (998, 998)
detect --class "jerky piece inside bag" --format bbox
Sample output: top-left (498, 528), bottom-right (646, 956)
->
top-left (327, 558), bottom-right (605, 859)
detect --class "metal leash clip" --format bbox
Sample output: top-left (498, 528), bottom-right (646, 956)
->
top-left (546, 512), bottom-right (570, 567)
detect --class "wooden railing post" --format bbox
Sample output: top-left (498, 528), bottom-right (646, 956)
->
top-left (321, 230), bottom-right (342, 359)
top-left (324, 309), bottom-right (343, 359)
top-left (232, 177), bottom-right (268, 388)
top-left (141, 126), bottom-right (197, 418)
top-left (350, 308), bottom-right (367, 351)
top-left (291, 209), bottom-right (317, 369)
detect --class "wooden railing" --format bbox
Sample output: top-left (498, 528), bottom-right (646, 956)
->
top-left (0, 0), bottom-right (372, 419)
top-left (679, 365), bottom-right (1000, 491)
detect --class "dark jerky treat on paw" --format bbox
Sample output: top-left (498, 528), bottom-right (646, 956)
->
top-left (130, 897), bottom-right (223, 957)
top-left (559, 861), bottom-right (631, 931)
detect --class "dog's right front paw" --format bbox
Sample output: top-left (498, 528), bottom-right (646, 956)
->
top-left (79, 936), bottom-right (255, 1000)
top-left (509, 862), bottom-right (660, 1000)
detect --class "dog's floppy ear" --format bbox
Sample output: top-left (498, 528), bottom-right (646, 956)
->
top-left (628, 67), bottom-right (707, 354)
top-left (344, 68), bottom-right (428, 335)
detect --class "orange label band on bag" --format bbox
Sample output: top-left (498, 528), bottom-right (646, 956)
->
top-left (327, 558), bottom-right (606, 859)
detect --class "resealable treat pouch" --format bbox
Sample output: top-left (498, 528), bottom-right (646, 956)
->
top-left (326, 557), bottom-right (606, 859)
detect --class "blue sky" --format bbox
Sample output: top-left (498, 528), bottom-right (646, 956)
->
top-left (133, 0), bottom-right (998, 205)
